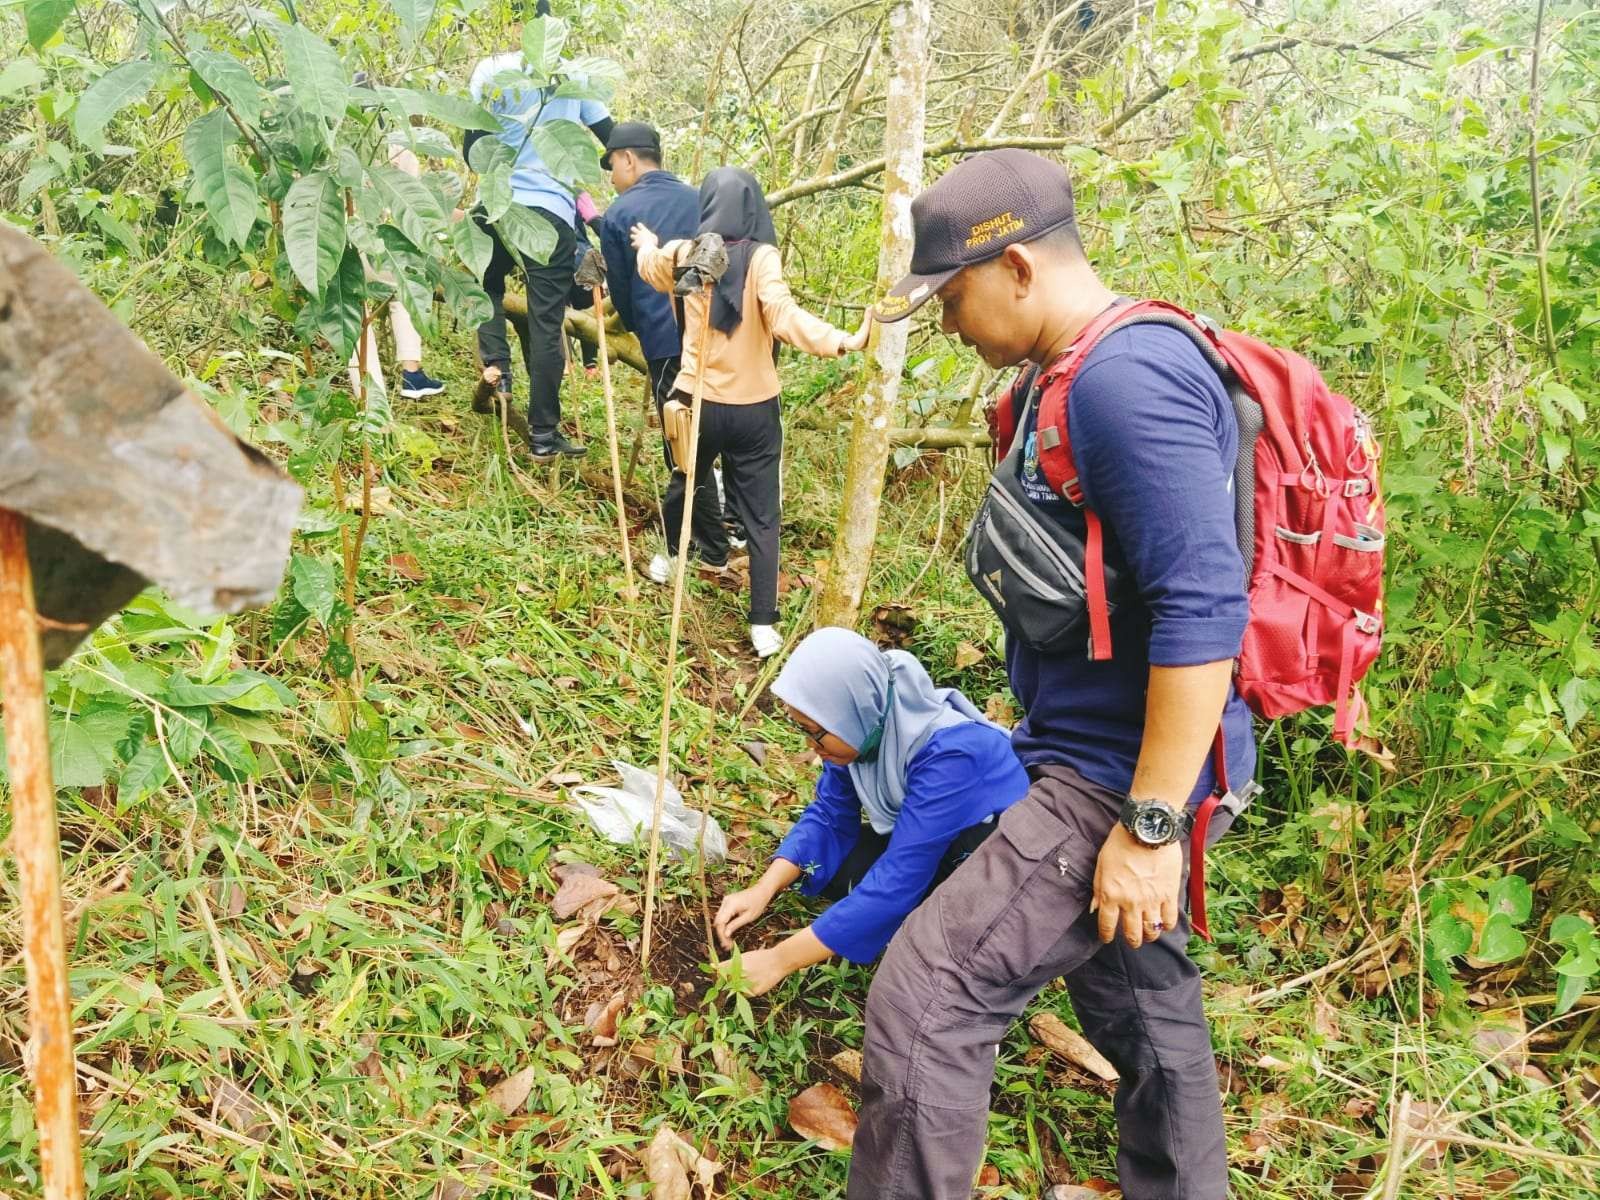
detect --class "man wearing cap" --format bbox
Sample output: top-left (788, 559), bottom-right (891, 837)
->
top-left (851, 149), bottom-right (1251, 1199)
top-left (465, 0), bottom-right (615, 462)
top-left (597, 124), bottom-right (700, 415)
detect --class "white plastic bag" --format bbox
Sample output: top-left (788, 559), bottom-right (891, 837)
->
top-left (572, 759), bottom-right (727, 863)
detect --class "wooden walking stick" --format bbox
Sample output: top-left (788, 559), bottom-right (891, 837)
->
top-left (0, 511), bottom-right (82, 1200)
top-left (576, 249), bottom-right (638, 599)
top-left (0, 226), bottom-right (301, 1196)
top-left (641, 233), bottom-right (728, 973)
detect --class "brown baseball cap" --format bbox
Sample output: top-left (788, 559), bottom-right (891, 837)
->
top-left (875, 149), bottom-right (1077, 322)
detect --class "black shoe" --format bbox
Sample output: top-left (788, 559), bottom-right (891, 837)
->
top-left (528, 432), bottom-right (587, 463)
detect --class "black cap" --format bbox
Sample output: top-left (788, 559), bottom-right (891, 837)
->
top-left (601, 121), bottom-right (662, 170)
top-left (875, 149), bottom-right (1077, 322)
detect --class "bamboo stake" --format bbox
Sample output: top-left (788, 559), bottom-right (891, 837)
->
top-left (0, 509), bottom-right (86, 1200)
top-left (592, 285), bottom-right (638, 600)
top-left (641, 282), bottom-right (715, 973)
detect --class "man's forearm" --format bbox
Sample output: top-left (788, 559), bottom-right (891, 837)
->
top-left (1129, 660), bottom-right (1234, 804)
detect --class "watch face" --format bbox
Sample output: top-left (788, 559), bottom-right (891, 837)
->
top-left (1133, 805), bottom-right (1177, 845)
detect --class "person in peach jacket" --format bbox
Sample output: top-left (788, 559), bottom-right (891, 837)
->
top-left (631, 167), bottom-right (870, 659)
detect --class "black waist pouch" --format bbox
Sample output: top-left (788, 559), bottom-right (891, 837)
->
top-left (964, 394), bottom-right (1127, 655)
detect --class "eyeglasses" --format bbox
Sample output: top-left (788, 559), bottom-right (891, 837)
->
top-left (792, 717), bottom-right (829, 749)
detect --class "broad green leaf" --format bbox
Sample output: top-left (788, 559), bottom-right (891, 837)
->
top-left (521, 15), bottom-right (569, 79)
top-left (493, 203), bottom-right (557, 265)
top-left (118, 743), bottom-right (171, 802)
top-left (529, 119), bottom-right (601, 187)
top-left (449, 217), bottom-right (493, 279)
top-left (165, 707), bottom-right (209, 765)
top-left (1555, 968), bottom-right (1590, 1016)
top-left (0, 60), bottom-right (48, 99)
top-left (187, 49), bottom-right (266, 128)
top-left (283, 169), bottom-right (347, 296)
top-left (1475, 912), bottom-right (1527, 964)
top-left (1552, 913), bottom-right (1596, 943)
top-left (278, 23), bottom-right (347, 148)
top-left (207, 728), bottom-right (259, 780)
top-left (290, 554), bottom-right (339, 624)
top-left (373, 85), bottom-right (498, 132)
top-left (469, 136), bottom-right (516, 221)
top-left (25, 0), bottom-right (73, 50)
top-left (370, 162), bottom-right (447, 249)
top-left (164, 670), bottom-right (293, 710)
top-left (305, 246), bottom-right (368, 360)
top-left (391, 0), bottom-right (438, 37)
top-left (1426, 911), bottom-right (1472, 960)
top-left (375, 224), bottom-right (436, 335)
top-left (441, 268), bottom-right (494, 328)
top-left (75, 60), bottom-right (164, 153)
top-left (1486, 874), bottom-right (1532, 922)
top-left (48, 719), bottom-right (114, 788)
top-left (183, 110), bottom-right (259, 247)
top-left (559, 56), bottom-right (625, 91)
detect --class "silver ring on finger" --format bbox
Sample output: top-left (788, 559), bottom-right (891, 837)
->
top-left (1146, 920), bottom-right (1164, 934)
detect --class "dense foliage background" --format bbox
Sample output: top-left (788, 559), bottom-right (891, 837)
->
top-left (1, 0), bottom-right (1596, 1196)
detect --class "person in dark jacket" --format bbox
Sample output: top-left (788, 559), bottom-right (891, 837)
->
top-left (599, 122), bottom-right (739, 553)
top-left (714, 627), bottom-right (1028, 995)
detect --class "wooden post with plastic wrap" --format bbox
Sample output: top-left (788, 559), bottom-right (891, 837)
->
top-left (0, 226), bottom-right (301, 1197)
top-left (817, 0), bottom-right (930, 628)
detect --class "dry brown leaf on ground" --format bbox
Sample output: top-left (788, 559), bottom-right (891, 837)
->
top-left (546, 924), bottom-right (589, 969)
top-left (1471, 1009), bottom-right (1528, 1072)
top-left (984, 692), bottom-right (1017, 726)
top-left (587, 992), bottom-right (627, 1042)
top-left (1046, 1184), bottom-right (1121, 1199)
top-left (1029, 1012), bottom-right (1119, 1082)
top-left (739, 740), bottom-right (768, 767)
top-left (552, 873), bottom-right (620, 920)
top-left (388, 552), bottom-right (425, 580)
top-left (788, 1083), bottom-right (858, 1150)
top-left (207, 1078), bottom-right (271, 1139)
top-left (710, 1042), bottom-right (765, 1097)
top-left (644, 1125), bottom-right (721, 1200)
top-left (976, 1164), bottom-right (1000, 1187)
top-left (827, 1048), bottom-right (863, 1085)
top-left (1401, 1097), bottom-right (1456, 1167)
top-left (432, 1156), bottom-right (494, 1200)
top-left (954, 641), bottom-right (985, 669)
top-left (483, 1066), bottom-right (537, 1116)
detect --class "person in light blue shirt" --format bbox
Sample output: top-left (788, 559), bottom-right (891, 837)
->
top-left (713, 627), bottom-right (1029, 996)
top-left (463, 0), bottom-right (613, 461)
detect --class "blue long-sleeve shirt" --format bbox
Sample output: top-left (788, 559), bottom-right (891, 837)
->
top-left (598, 170), bottom-right (700, 361)
top-left (1006, 323), bottom-right (1255, 800)
top-left (773, 722), bottom-right (1029, 963)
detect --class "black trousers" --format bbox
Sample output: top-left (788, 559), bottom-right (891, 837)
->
top-left (476, 206), bottom-right (576, 441)
top-left (660, 396), bottom-right (781, 625)
top-left (817, 817), bottom-right (998, 904)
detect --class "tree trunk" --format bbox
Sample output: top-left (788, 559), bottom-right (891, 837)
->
top-left (816, 0), bottom-right (930, 629)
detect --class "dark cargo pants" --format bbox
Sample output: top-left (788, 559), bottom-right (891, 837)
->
top-left (847, 764), bottom-right (1232, 1200)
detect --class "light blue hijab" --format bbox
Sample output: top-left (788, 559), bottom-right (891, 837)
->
top-left (772, 626), bottom-right (998, 834)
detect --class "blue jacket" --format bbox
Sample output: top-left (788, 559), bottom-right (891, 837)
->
top-left (599, 170), bottom-right (700, 361)
top-left (773, 722), bottom-right (1029, 963)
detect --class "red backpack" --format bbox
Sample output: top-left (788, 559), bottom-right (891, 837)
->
top-left (991, 299), bottom-right (1386, 750)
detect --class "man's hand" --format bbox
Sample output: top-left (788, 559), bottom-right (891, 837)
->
top-left (840, 312), bottom-right (873, 353)
top-left (718, 945), bottom-right (792, 997)
top-left (629, 223), bottom-right (659, 253)
top-left (714, 886), bottom-right (772, 949)
top-left (1091, 823), bottom-right (1181, 948)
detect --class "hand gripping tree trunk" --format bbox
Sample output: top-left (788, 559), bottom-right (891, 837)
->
top-left (817, 0), bottom-right (930, 629)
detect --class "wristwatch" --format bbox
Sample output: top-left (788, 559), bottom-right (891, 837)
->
top-left (1119, 797), bottom-right (1193, 848)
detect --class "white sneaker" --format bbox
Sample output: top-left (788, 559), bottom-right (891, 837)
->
top-left (648, 553), bottom-right (674, 584)
top-left (750, 624), bottom-right (782, 658)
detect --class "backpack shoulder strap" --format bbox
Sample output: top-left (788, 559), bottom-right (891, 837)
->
top-left (989, 364), bottom-right (1040, 459)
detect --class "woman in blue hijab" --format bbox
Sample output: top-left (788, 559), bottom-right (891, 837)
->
top-left (715, 627), bottom-right (1029, 995)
